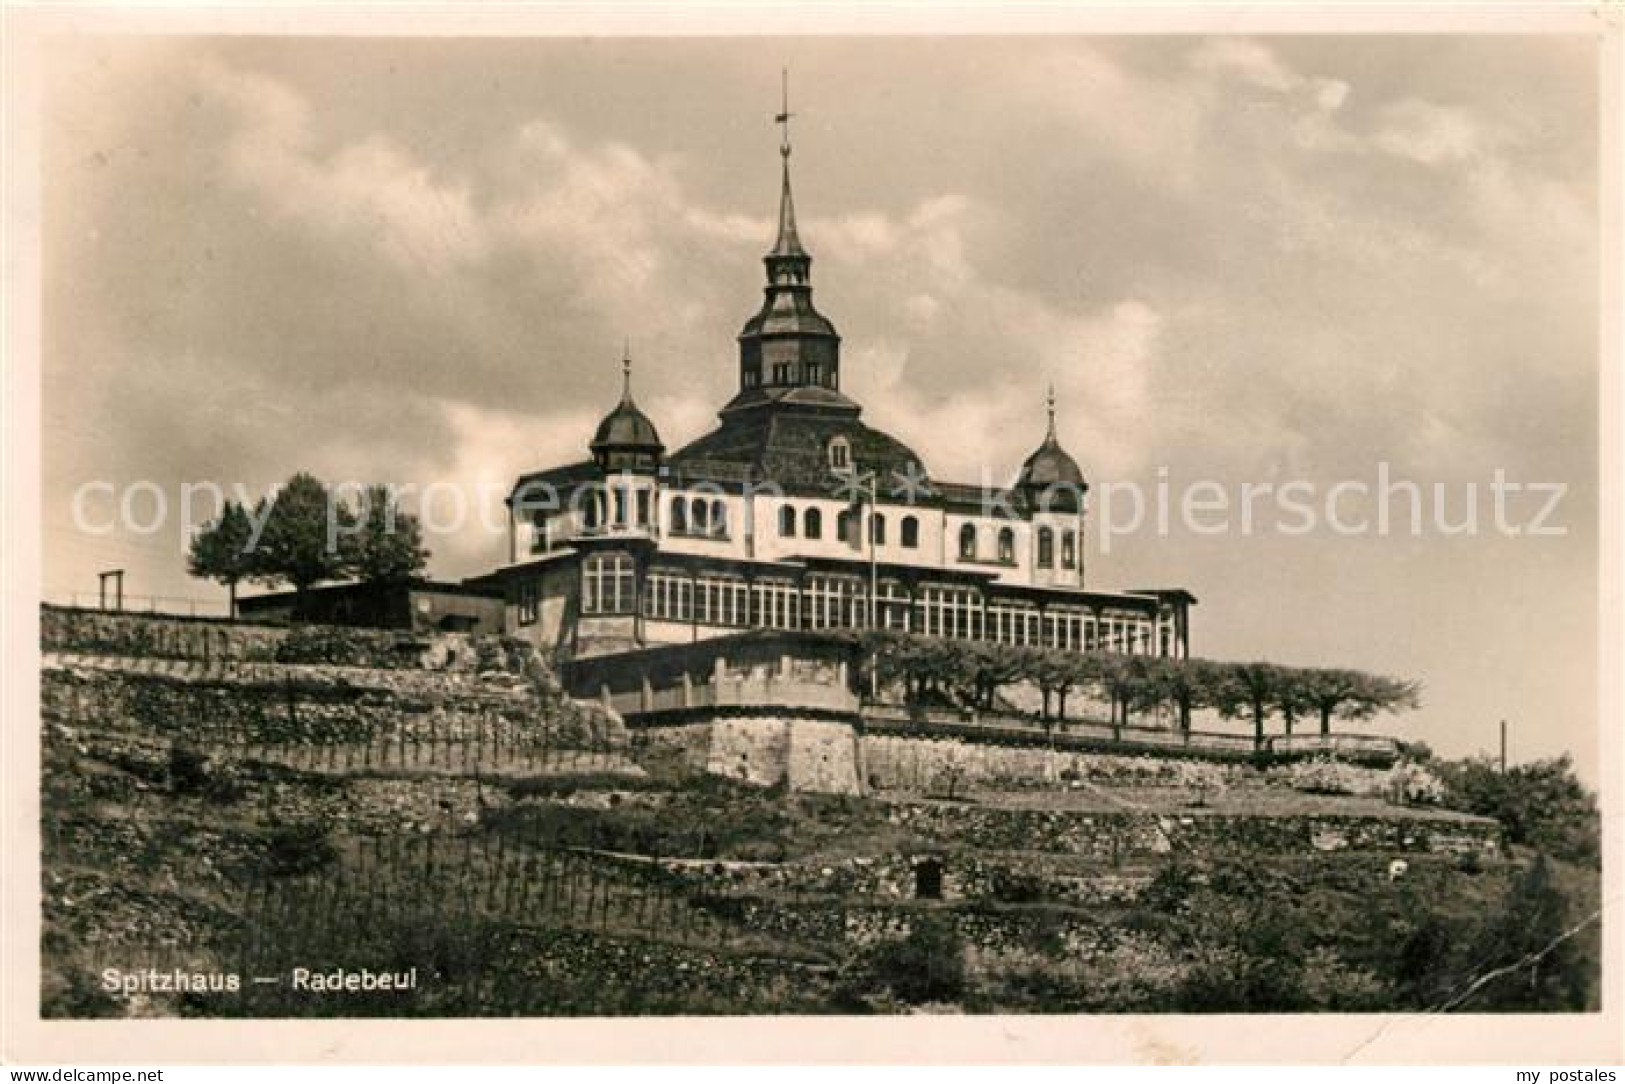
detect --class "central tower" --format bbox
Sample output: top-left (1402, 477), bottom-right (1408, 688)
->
top-left (731, 73), bottom-right (844, 410)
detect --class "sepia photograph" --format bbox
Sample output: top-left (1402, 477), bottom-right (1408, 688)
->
top-left (2, 4), bottom-right (1620, 1068)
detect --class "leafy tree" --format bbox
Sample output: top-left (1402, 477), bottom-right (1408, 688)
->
top-left (1355, 672), bottom-right (1423, 727)
top-left (1393, 911), bottom-right (1461, 1006)
top-left (1030, 646), bottom-right (1084, 724)
top-left (859, 630), bottom-right (962, 710)
top-left (1140, 657), bottom-right (1222, 735)
top-left (908, 637), bottom-right (966, 709)
top-left (186, 500), bottom-right (257, 614)
top-left (1211, 661), bottom-right (1281, 750)
top-left (1269, 666), bottom-right (1315, 737)
top-left (1450, 856), bottom-right (1595, 1010)
top-left (252, 472), bottom-right (355, 614)
top-left (1172, 899), bottom-right (1311, 1012)
top-left (346, 484), bottom-right (430, 585)
top-left (1299, 668), bottom-right (1420, 736)
top-left (1437, 755), bottom-right (1599, 864)
top-left (1094, 653), bottom-right (1148, 737)
top-left (857, 628), bottom-right (912, 699)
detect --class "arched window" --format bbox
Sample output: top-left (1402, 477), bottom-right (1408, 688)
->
top-left (901, 516), bottom-right (919, 549)
top-left (871, 513), bottom-right (886, 545)
top-left (778, 505), bottom-right (796, 537)
top-left (690, 498), bottom-right (708, 535)
top-left (804, 507), bottom-right (823, 539)
top-left (612, 486), bottom-right (627, 526)
top-left (958, 524), bottom-right (977, 561)
top-left (711, 500), bottom-right (728, 537)
top-left (669, 495), bottom-right (687, 534)
top-left (583, 488), bottom-right (602, 530)
top-left (836, 509), bottom-right (854, 546)
top-left (997, 526), bottom-right (1015, 564)
top-left (1037, 526), bottom-right (1055, 567)
top-left (636, 489), bottom-right (650, 527)
top-left (1062, 530), bottom-right (1077, 568)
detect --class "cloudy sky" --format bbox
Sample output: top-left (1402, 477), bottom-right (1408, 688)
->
top-left (42, 34), bottom-right (1599, 776)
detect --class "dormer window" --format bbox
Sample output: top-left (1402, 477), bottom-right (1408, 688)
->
top-left (828, 436), bottom-right (851, 472)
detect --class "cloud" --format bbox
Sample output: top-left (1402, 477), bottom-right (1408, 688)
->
top-left (203, 60), bottom-right (491, 274)
top-left (1189, 38), bottom-right (1352, 114)
top-left (1188, 38), bottom-right (1300, 94)
top-left (1370, 97), bottom-right (1493, 166)
top-left (817, 189), bottom-right (1164, 481)
top-left (39, 36), bottom-right (1600, 778)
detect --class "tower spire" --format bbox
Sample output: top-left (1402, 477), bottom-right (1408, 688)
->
top-left (776, 67), bottom-right (793, 156)
top-left (732, 74), bottom-right (843, 409)
top-left (621, 340), bottom-right (633, 403)
top-left (770, 68), bottom-right (805, 259)
top-left (1046, 383), bottom-right (1057, 442)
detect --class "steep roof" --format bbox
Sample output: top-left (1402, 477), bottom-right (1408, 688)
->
top-left (668, 408), bottom-right (927, 492)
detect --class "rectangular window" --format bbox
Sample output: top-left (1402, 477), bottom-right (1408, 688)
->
top-left (877, 580), bottom-right (910, 631)
top-left (582, 553), bottom-right (635, 615)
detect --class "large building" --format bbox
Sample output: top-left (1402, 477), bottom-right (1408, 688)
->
top-left (473, 113), bottom-right (1196, 663)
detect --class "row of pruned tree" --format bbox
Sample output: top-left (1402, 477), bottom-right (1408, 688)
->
top-left (850, 630), bottom-right (1420, 743)
top-left (187, 472), bottom-right (430, 612)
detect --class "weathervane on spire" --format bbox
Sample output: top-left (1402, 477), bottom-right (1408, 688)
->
top-left (775, 68), bottom-right (793, 157)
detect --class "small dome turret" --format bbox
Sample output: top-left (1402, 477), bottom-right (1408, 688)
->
top-left (590, 353), bottom-right (664, 473)
top-left (1016, 387), bottom-right (1087, 512)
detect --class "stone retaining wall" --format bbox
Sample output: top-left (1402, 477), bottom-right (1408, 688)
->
top-left (881, 801), bottom-right (1499, 859)
top-left (41, 656), bottom-right (625, 757)
top-left (40, 604), bottom-right (476, 670)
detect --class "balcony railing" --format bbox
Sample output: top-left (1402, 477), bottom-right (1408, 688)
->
top-left (566, 522), bottom-right (660, 542)
top-left (859, 704), bottom-right (1397, 762)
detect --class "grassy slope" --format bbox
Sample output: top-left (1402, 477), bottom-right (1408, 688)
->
top-left (40, 687), bottom-right (1597, 1017)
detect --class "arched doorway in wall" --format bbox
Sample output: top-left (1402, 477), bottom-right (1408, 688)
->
top-left (913, 857), bottom-right (943, 900)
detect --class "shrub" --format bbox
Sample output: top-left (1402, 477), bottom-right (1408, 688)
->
top-left (168, 742), bottom-right (242, 802)
top-left (989, 870), bottom-right (1049, 905)
top-left (1386, 761), bottom-right (1445, 806)
top-left (168, 742), bottom-right (210, 794)
top-left (1435, 755), bottom-right (1599, 864)
top-left (865, 914), bottom-right (967, 1005)
top-left (1453, 856), bottom-right (1596, 1010)
top-left (1138, 861), bottom-right (1200, 915)
top-left (1274, 757), bottom-right (1385, 797)
top-left (275, 625), bottom-right (366, 666)
top-left (1297, 947), bottom-right (1389, 1011)
top-left (1172, 907), bottom-right (1309, 1012)
top-left (262, 821), bottom-right (337, 877)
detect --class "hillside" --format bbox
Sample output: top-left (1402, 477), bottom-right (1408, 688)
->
top-left (38, 608), bottom-right (1600, 1016)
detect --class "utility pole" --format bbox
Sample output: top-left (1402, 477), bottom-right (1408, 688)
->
top-left (862, 470), bottom-right (879, 702)
top-left (1500, 718), bottom-right (1508, 773)
top-left (837, 465), bottom-right (881, 702)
